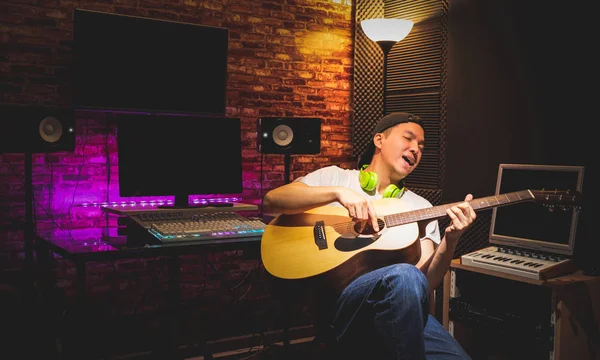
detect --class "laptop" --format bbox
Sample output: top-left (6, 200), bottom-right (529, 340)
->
top-left (461, 164), bottom-right (584, 280)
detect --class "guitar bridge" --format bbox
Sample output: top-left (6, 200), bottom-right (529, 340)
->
top-left (314, 221), bottom-right (327, 250)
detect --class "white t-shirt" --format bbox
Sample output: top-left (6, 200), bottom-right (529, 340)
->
top-left (296, 165), bottom-right (441, 244)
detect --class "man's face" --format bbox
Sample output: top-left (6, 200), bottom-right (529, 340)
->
top-left (377, 122), bottom-right (425, 179)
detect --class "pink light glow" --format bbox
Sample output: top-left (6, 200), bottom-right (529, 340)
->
top-left (80, 196), bottom-right (242, 208)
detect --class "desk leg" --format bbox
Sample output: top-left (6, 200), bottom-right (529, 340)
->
top-left (168, 255), bottom-right (182, 358)
top-left (66, 260), bottom-right (92, 359)
top-left (443, 270), bottom-right (451, 330)
top-left (33, 239), bottom-right (62, 357)
top-left (35, 239), bottom-right (56, 305)
top-left (152, 256), bottom-right (186, 359)
top-left (163, 256), bottom-right (215, 360)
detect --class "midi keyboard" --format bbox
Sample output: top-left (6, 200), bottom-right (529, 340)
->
top-left (461, 246), bottom-right (575, 280)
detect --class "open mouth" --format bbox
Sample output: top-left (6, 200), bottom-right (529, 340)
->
top-left (403, 155), bottom-right (415, 166)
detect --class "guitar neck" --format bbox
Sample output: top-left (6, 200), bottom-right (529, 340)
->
top-left (384, 190), bottom-right (534, 228)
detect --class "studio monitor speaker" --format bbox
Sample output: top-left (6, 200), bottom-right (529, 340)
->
top-left (257, 117), bottom-right (321, 155)
top-left (0, 106), bottom-right (75, 153)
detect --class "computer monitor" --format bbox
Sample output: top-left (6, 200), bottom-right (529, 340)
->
top-left (116, 114), bottom-right (242, 208)
top-left (73, 9), bottom-right (228, 115)
top-left (489, 164), bottom-right (584, 256)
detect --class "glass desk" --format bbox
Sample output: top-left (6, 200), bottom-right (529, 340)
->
top-left (35, 227), bottom-right (263, 360)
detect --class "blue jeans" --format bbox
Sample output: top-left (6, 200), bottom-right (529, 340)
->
top-left (327, 263), bottom-right (471, 360)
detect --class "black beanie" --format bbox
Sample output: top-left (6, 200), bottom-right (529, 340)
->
top-left (357, 112), bottom-right (424, 169)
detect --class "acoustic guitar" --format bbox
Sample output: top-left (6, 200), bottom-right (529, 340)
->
top-left (260, 189), bottom-right (581, 291)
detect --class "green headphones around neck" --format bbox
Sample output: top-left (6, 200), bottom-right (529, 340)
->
top-left (358, 165), bottom-right (406, 198)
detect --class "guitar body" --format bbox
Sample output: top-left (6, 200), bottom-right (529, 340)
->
top-left (261, 198), bottom-right (422, 292)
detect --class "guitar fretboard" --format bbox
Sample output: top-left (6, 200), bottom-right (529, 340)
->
top-left (384, 190), bottom-right (534, 228)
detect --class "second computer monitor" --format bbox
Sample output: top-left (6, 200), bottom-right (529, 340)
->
top-left (117, 114), bottom-right (243, 208)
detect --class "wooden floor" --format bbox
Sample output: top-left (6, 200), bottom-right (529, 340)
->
top-left (103, 336), bottom-right (322, 360)
top-left (184, 337), bottom-right (321, 360)
top-left (1, 280), bottom-right (322, 360)
top-left (99, 325), bottom-right (321, 360)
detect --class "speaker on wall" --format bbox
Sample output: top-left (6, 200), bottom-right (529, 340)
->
top-left (0, 106), bottom-right (76, 153)
top-left (257, 117), bottom-right (322, 155)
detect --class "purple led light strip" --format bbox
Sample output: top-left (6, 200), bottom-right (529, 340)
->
top-left (80, 196), bottom-right (242, 208)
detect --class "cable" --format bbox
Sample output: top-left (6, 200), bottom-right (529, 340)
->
top-left (235, 283), bottom-right (252, 303)
top-left (48, 155), bottom-right (56, 226)
top-left (104, 115), bottom-right (112, 229)
top-left (179, 254), bottom-right (255, 302)
top-left (32, 158), bottom-right (38, 233)
top-left (133, 256), bottom-right (167, 316)
top-left (236, 301), bottom-right (282, 360)
top-left (237, 345), bottom-right (269, 360)
top-left (1, 153), bottom-right (66, 234)
top-left (107, 259), bottom-right (122, 318)
top-left (66, 118), bottom-right (89, 219)
top-left (106, 114), bottom-right (111, 204)
top-left (206, 254), bottom-right (254, 292)
top-left (65, 119), bottom-right (90, 243)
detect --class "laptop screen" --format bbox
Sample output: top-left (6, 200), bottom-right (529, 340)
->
top-left (489, 164), bottom-right (584, 256)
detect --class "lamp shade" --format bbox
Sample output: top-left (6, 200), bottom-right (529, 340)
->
top-left (360, 18), bottom-right (414, 43)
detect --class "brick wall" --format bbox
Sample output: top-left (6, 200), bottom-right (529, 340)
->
top-left (1, 0), bottom-right (355, 355)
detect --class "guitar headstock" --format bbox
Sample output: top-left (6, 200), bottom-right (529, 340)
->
top-left (530, 189), bottom-right (582, 211)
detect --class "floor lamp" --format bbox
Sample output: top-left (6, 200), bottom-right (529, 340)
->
top-left (360, 18), bottom-right (414, 114)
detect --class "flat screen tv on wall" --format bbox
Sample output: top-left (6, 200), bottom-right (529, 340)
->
top-left (73, 9), bottom-right (229, 115)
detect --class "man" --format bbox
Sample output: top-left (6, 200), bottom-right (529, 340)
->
top-left (263, 112), bottom-right (475, 359)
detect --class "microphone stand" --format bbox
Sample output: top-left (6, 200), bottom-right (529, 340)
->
top-left (24, 152), bottom-right (34, 279)
top-left (23, 151), bottom-right (36, 304)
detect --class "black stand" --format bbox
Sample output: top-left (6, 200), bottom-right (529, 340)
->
top-left (280, 153), bottom-right (294, 356)
top-left (24, 152), bottom-right (34, 284)
top-left (284, 154), bottom-right (291, 184)
top-left (376, 40), bottom-right (396, 115)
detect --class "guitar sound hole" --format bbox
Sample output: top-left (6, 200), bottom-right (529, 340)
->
top-left (353, 219), bottom-right (385, 235)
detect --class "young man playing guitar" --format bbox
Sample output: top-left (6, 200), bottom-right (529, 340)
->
top-left (262, 112), bottom-right (476, 360)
